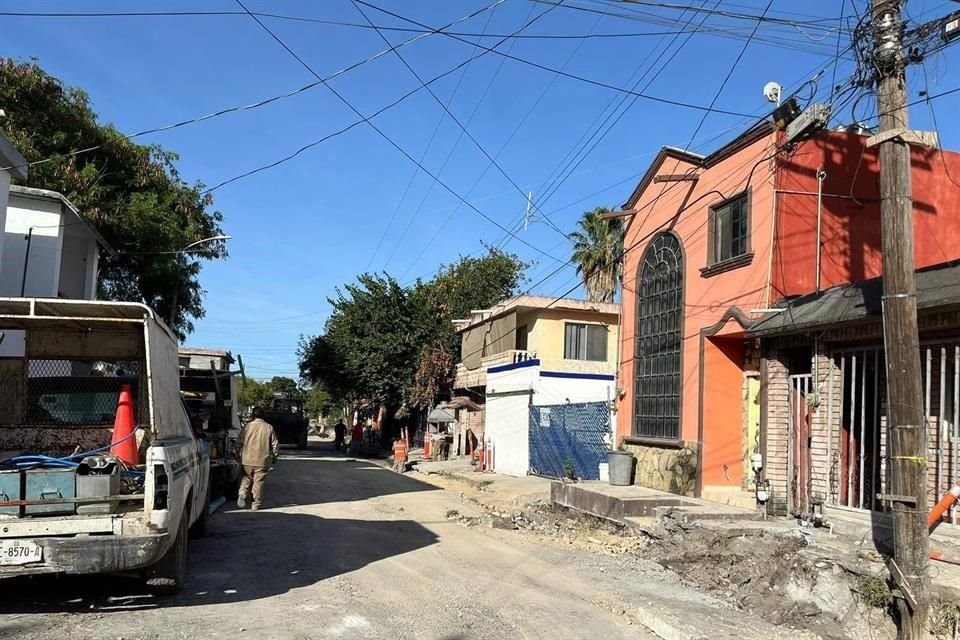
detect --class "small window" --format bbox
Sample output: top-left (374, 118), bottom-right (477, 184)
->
top-left (708, 192), bottom-right (750, 265)
top-left (564, 323), bottom-right (608, 361)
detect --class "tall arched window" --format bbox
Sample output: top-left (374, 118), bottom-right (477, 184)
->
top-left (634, 232), bottom-right (684, 439)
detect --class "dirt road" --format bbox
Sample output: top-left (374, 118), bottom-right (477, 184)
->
top-left (0, 441), bottom-right (653, 640)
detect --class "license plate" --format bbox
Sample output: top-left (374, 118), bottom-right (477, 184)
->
top-left (0, 540), bottom-right (43, 565)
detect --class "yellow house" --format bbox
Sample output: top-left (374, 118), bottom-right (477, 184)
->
top-left (449, 295), bottom-right (620, 459)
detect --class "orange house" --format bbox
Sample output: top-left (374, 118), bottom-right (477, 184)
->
top-left (615, 121), bottom-right (960, 510)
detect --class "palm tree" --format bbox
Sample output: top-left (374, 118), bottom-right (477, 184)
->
top-left (569, 207), bottom-right (625, 303)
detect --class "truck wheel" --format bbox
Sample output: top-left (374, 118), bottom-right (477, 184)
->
top-left (190, 485), bottom-right (211, 539)
top-left (147, 509), bottom-right (190, 595)
top-left (298, 431), bottom-right (308, 450)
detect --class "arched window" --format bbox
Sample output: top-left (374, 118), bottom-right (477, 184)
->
top-left (634, 233), bottom-right (684, 439)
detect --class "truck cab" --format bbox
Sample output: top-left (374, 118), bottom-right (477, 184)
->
top-left (263, 392), bottom-right (309, 449)
top-left (0, 298), bottom-right (210, 593)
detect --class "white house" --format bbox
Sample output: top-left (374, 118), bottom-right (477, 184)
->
top-left (0, 133), bottom-right (113, 357)
top-left (0, 185), bottom-right (110, 299)
top-left (452, 296), bottom-right (620, 478)
top-left (0, 132), bottom-right (28, 275)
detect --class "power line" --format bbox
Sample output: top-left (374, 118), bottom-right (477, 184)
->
top-left (363, 4), bottom-right (501, 272)
top-left (233, 0), bottom-right (565, 263)
top-left (0, 4), bottom-right (500, 174)
top-left (381, 2), bottom-right (550, 273)
top-left (350, 0), bottom-right (571, 245)
top-left (354, 0), bottom-right (757, 118)
top-left (202, 7), bottom-right (554, 194)
top-left (505, 0), bottom-right (715, 251)
top-left (0, 8), bottom-right (836, 41)
top-left (394, 2), bottom-right (617, 280)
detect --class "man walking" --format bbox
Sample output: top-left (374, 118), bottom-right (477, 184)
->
top-left (333, 419), bottom-right (346, 453)
top-left (392, 436), bottom-right (407, 473)
top-left (237, 406), bottom-right (279, 511)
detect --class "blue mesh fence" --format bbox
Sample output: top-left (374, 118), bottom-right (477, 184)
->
top-left (529, 402), bottom-right (610, 480)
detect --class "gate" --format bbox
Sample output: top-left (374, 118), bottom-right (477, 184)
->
top-left (529, 402), bottom-right (610, 480)
top-left (789, 374), bottom-right (813, 515)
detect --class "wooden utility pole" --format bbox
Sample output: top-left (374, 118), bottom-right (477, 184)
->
top-left (870, 0), bottom-right (930, 636)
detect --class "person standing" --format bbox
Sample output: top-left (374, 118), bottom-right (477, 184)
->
top-left (349, 421), bottom-right (364, 456)
top-left (333, 420), bottom-right (346, 453)
top-left (392, 437), bottom-right (408, 473)
top-left (237, 406), bottom-right (279, 511)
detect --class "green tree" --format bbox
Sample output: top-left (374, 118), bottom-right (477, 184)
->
top-left (268, 376), bottom-right (300, 396)
top-left (569, 207), bottom-right (624, 303)
top-left (0, 59), bottom-right (226, 338)
top-left (300, 274), bottom-right (423, 413)
top-left (237, 378), bottom-right (274, 412)
top-left (299, 249), bottom-right (527, 415)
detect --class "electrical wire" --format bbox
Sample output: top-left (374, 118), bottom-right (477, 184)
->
top-left (363, 4), bottom-right (501, 272)
top-left (511, 0), bottom-right (717, 243)
top-left (0, 8), bottom-right (828, 42)
top-left (0, 3), bottom-right (505, 175)
top-left (354, 0), bottom-right (756, 118)
top-left (232, 0), bottom-right (566, 264)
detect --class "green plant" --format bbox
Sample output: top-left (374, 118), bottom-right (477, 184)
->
top-left (929, 599), bottom-right (960, 639)
top-left (563, 459), bottom-right (577, 481)
top-left (853, 575), bottom-right (892, 609)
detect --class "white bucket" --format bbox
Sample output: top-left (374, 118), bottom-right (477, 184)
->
top-left (598, 462), bottom-right (609, 482)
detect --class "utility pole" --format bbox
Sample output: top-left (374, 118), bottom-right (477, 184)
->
top-left (870, 0), bottom-right (930, 636)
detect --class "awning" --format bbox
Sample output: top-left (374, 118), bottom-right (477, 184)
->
top-left (446, 396), bottom-right (482, 411)
top-left (427, 405), bottom-right (456, 423)
top-left (748, 260), bottom-right (960, 338)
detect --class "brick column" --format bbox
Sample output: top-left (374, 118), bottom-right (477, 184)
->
top-left (810, 341), bottom-right (841, 505)
top-left (762, 339), bottom-right (790, 515)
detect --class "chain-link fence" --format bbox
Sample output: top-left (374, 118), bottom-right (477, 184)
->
top-left (529, 401), bottom-right (610, 480)
top-left (25, 359), bottom-right (143, 426)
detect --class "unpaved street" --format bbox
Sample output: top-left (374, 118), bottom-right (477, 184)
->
top-left (0, 441), bottom-right (654, 640)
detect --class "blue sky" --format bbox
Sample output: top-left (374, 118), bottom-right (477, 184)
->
top-left (3, 0), bottom-right (958, 379)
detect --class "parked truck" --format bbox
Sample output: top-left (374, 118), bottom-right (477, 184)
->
top-left (0, 298), bottom-right (210, 593)
top-left (178, 348), bottom-right (242, 499)
top-left (262, 392), bottom-right (309, 449)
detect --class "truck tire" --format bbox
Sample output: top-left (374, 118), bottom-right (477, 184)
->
top-left (147, 508), bottom-right (190, 595)
top-left (297, 430), bottom-right (308, 450)
top-left (190, 485), bottom-right (211, 539)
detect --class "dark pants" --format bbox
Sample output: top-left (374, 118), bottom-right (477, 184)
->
top-left (334, 434), bottom-right (345, 451)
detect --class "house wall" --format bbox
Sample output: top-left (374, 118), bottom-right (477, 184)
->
top-left (0, 171), bottom-right (9, 276)
top-left (0, 193), bottom-right (64, 297)
top-left (59, 226), bottom-right (96, 299)
top-left (773, 132), bottom-right (960, 298)
top-left (617, 134), bottom-right (777, 495)
top-left (485, 360), bottom-right (617, 477)
top-left (520, 308), bottom-right (619, 374)
top-left (486, 362), bottom-right (537, 477)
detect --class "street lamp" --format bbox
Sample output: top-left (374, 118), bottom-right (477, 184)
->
top-left (167, 234), bottom-right (231, 329)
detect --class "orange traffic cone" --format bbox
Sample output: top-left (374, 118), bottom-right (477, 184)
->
top-left (111, 384), bottom-right (138, 465)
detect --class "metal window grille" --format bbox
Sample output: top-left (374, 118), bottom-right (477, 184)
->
top-left (709, 192), bottom-right (749, 265)
top-left (634, 233), bottom-right (683, 440)
top-left (25, 359), bottom-right (143, 426)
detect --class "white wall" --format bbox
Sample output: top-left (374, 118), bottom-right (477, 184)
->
top-left (485, 362), bottom-right (618, 477)
top-left (486, 363), bottom-right (537, 477)
top-left (0, 172), bottom-right (9, 277)
top-left (533, 372), bottom-right (616, 406)
top-left (0, 193), bottom-right (63, 297)
top-left (58, 227), bottom-right (92, 299)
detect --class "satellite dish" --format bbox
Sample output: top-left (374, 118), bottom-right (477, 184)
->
top-left (763, 82), bottom-right (782, 105)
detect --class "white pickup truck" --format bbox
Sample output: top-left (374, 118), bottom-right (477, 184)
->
top-left (0, 298), bottom-right (210, 593)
